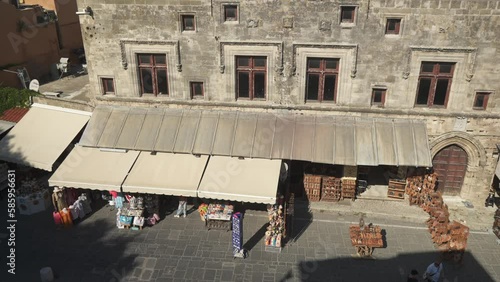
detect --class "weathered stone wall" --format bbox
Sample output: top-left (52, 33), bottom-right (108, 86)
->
top-left (78, 0), bottom-right (500, 204)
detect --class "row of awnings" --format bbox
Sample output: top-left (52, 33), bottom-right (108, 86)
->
top-left (48, 146), bottom-right (282, 204)
top-left (0, 103), bottom-right (436, 204)
top-left (79, 106), bottom-right (433, 167)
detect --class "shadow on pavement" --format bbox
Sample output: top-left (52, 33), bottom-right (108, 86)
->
top-left (0, 199), bottom-right (141, 282)
top-left (243, 223), bottom-right (268, 251)
top-left (288, 251), bottom-right (494, 282)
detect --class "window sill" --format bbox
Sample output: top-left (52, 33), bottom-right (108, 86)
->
top-left (223, 20), bottom-right (239, 24)
top-left (140, 94), bottom-right (170, 99)
top-left (340, 23), bottom-right (356, 29)
top-left (413, 105), bottom-right (448, 109)
top-left (181, 30), bottom-right (196, 33)
top-left (236, 98), bottom-right (268, 102)
top-left (472, 107), bottom-right (486, 111)
top-left (384, 33), bottom-right (401, 38)
top-left (305, 101), bottom-right (337, 105)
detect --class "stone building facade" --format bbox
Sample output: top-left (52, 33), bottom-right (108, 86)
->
top-left (77, 0), bottom-right (500, 205)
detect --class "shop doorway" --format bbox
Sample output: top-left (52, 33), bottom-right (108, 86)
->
top-left (432, 145), bottom-right (468, 196)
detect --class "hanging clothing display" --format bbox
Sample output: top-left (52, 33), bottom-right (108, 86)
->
top-left (52, 187), bottom-right (68, 212)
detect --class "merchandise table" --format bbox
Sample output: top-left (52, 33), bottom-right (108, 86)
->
top-left (205, 204), bottom-right (233, 231)
top-left (349, 224), bottom-right (383, 257)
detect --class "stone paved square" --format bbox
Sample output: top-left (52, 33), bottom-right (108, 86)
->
top-left (0, 199), bottom-right (498, 282)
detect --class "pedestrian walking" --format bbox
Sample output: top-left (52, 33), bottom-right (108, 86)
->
top-left (423, 260), bottom-right (444, 282)
top-left (407, 269), bottom-right (419, 282)
top-left (174, 196), bottom-right (187, 218)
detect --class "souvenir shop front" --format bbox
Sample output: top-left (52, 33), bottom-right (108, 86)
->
top-left (196, 156), bottom-right (290, 253)
top-left (48, 146), bottom-right (146, 228)
top-left (287, 119), bottom-right (433, 202)
top-left (0, 104), bottom-right (91, 217)
top-left (49, 146), bottom-right (209, 229)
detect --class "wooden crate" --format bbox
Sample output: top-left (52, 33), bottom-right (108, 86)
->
top-left (387, 179), bottom-right (406, 199)
top-left (304, 174), bottom-right (322, 184)
top-left (304, 174), bottom-right (322, 202)
top-left (321, 176), bottom-right (341, 202)
top-left (387, 189), bottom-right (405, 199)
top-left (305, 187), bottom-right (321, 201)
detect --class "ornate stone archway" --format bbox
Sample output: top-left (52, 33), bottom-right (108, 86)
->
top-left (429, 131), bottom-right (486, 169)
top-left (429, 131), bottom-right (487, 198)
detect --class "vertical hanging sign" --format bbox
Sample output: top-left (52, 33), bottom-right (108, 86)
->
top-left (232, 212), bottom-right (243, 255)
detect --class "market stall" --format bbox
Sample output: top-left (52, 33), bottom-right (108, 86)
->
top-left (117, 196), bottom-right (145, 230)
top-left (203, 203), bottom-right (233, 231)
top-left (349, 223), bottom-right (384, 257)
top-left (17, 178), bottom-right (51, 215)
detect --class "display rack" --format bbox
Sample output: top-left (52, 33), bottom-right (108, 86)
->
top-left (265, 204), bottom-right (285, 250)
top-left (341, 177), bottom-right (356, 200)
top-left (387, 179), bottom-right (406, 199)
top-left (205, 204), bottom-right (233, 231)
top-left (349, 224), bottom-right (383, 257)
top-left (303, 174), bottom-right (321, 202)
top-left (321, 176), bottom-right (341, 202)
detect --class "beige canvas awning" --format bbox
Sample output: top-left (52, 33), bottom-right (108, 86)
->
top-left (0, 120), bottom-right (15, 136)
top-left (122, 152), bottom-right (208, 197)
top-left (197, 156), bottom-right (282, 204)
top-left (0, 104), bottom-right (91, 171)
top-left (48, 146), bottom-right (140, 190)
top-left (80, 106), bottom-right (433, 167)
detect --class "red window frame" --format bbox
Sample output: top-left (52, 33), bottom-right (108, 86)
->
top-left (385, 18), bottom-right (401, 34)
top-left (101, 78), bottom-right (115, 94)
top-left (473, 92), bottom-right (490, 110)
top-left (341, 6), bottom-right (356, 23)
top-left (224, 5), bottom-right (238, 22)
top-left (190, 82), bottom-right (204, 98)
top-left (371, 88), bottom-right (386, 106)
top-left (305, 58), bottom-right (339, 103)
top-left (236, 56), bottom-right (267, 100)
top-left (181, 15), bottom-right (195, 31)
top-left (137, 54), bottom-right (168, 96)
top-left (415, 62), bottom-right (455, 107)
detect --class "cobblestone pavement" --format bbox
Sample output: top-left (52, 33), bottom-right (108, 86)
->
top-left (0, 198), bottom-right (499, 282)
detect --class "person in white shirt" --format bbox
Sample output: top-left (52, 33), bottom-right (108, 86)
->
top-left (424, 260), bottom-right (444, 282)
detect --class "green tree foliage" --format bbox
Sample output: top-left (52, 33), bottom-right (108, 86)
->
top-left (0, 87), bottom-right (38, 116)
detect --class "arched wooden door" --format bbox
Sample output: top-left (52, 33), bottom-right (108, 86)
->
top-left (432, 145), bottom-right (468, 196)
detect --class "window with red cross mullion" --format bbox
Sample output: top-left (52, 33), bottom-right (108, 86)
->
top-left (306, 58), bottom-right (339, 103)
top-left (415, 62), bottom-right (454, 107)
top-left (137, 54), bottom-right (168, 96)
top-left (236, 56), bottom-right (267, 100)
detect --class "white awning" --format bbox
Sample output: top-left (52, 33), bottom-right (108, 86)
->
top-left (0, 104), bottom-right (91, 171)
top-left (0, 120), bottom-right (15, 136)
top-left (48, 146), bottom-right (140, 190)
top-left (122, 152), bottom-right (208, 197)
top-left (197, 156), bottom-right (282, 204)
